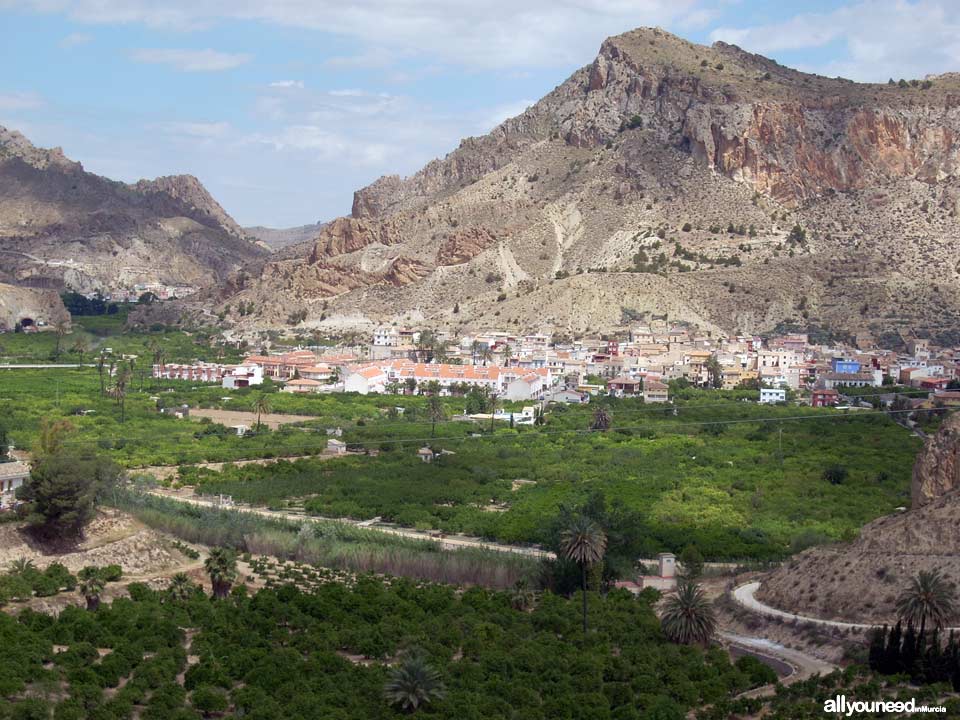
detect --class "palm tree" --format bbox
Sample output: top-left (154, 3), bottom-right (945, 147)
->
top-left (501, 344), bottom-right (513, 366)
top-left (896, 569), bottom-right (957, 641)
top-left (591, 406), bottom-right (611, 431)
top-left (252, 395), bottom-right (271, 431)
top-left (560, 515), bottom-right (607, 633)
top-left (96, 351), bottom-right (108, 396)
top-left (77, 566), bottom-right (105, 611)
top-left (510, 580), bottom-right (536, 611)
top-left (166, 572), bottom-right (198, 602)
top-left (204, 548), bottom-right (238, 599)
top-left (9, 557), bottom-right (37, 575)
top-left (480, 345), bottom-right (494, 366)
top-left (71, 337), bottom-right (89, 364)
top-left (427, 396), bottom-right (445, 437)
top-left (110, 367), bottom-right (131, 423)
top-left (470, 340), bottom-right (481, 364)
top-left (384, 649), bottom-right (445, 713)
top-left (51, 320), bottom-right (68, 358)
top-left (660, 580), bottom-right (717, 646)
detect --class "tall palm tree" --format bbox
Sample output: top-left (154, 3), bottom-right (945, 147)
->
top-left (77, 566), bottom-right (105, 611)
top-left (71, 337), bottom-right (89, 364)
top-left (480, 345), bottom-right (494, 367)
top-left (204, 548), bottom-right (238, 599)
top-left (384, 649), bottom-right (445, 713)
top-left (96, 351), bottom-right (108, 396)
top-left (896, 569), bottom-right (957, 641)
top-left (510, 580), bottom-right (536, 611)
top-left (501, 344), bottom-right (513, 367)
top-left (560, 515), bottom-right (607, 633)
top-left (470, 340), bottom-right (482, 365)
top-left (660, 580), bottom-right (717, 646)
top-left (51, 320), bottom-right (68, 358)
top-left (252, 395), bottom-right (271, 431)
top-left (591, 406), bottom-right (611, 431)
top-left (110, 367), bottom-right (131, 423)
top-left (166, 572), bottom-right (198, 602)
top-left (427, 396), bottom-right (445, 437)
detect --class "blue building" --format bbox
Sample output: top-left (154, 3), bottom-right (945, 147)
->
top-left (831, 358), bottom-right (861, 374)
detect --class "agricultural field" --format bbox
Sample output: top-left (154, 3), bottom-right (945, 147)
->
top-left (0, 572), bottom-right (773, 720)
top-left (0, 363), bottom-right (921, 561)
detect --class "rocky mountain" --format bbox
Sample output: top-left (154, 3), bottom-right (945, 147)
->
top-left (244, 222), bottom-right (326, 251)
top-left (759, 414), bottom-right (960, 624)
top-left (224, 27), bottom-right (960, 341)
top-left (0, 282), bottom-right (70, 332)
top-left (0, 126), bottom-right (267, 294)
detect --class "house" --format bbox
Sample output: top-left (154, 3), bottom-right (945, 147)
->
top-left (811, 388), bottom-right (840, 407)
top-left (759, 388), bottom-right (786, 404)
top-left (282, 378), bottom-right (324, 394)
top-left (300, 364), bottom-right (333, 382)
top-left (504, 371), bottom-right (550, 401)
top-left (344, 366), bottom-right (388, 395)
top-left (243, 350), bottom-right (318, 380)
top-left (831, 358), bottom-right (862, 374)
top-left (417, 447), bottom-right (435, 463)
top-left (222, 364), bottom-right (263, 389)
top-left (643, 379), bottom-right (669, 403)
top-left (154, 362), bottom-right (226, 383)
top-left (0, 461), bottom-right (29, 508)
top-left (821, 370), bottom-right (880, 389)
top-left (230, 425), bottom-right (250, 436)
top-left (543, 389), bottom-right (589, 404)
top-left (326, 438), bottom-right (347, 455)
top-left (607, 375), bottom-right (643, 398)
top-left (639, 553), bottom-right (677, 591)
top-left (373, 326), bottom-right (399, 347)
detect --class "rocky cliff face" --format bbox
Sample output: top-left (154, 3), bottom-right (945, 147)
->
top-left (0, 282), bottom-right (70, 331)
top-left (0, 126), bottom-right (266, 294)
top-left (230, 27), bottom-right (960, 339)
top-left (912, 413), bottom-right (960, 507)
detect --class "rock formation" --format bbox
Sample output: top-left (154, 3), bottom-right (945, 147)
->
top-left (220, 27), bottom-right (960, 338)
top-left (0, 282), bottom-right (70, 331)
top-left (0, 125), bottom-right (266, 294)
top-left (912, 413), bottom-right (960, 507)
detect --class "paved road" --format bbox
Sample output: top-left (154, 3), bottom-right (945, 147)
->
top-left (732, 581), bottom-right (960, 631)
top-left (721, 631), bottom-right (836, 692)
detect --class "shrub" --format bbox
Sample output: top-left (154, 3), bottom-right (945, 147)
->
top-left (822, 464), bottom-right (848, 485)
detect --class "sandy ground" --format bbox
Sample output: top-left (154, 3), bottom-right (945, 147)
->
top-left (187, 407), bottom-right (314, 430)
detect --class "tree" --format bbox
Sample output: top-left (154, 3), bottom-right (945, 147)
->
top-left (704, 356), bottom-right (723, 389)
top-left (679, 545), bottom-right (704, 579)
top-left (35, 418), bottom-right (74, 456)
top-left (204, 548), bottom-right (238, 599)
top-left (660, 580), bottom-right (717, 646)
top-left (480, 345), bottom-right (494, 366)
top-left (19, 448), bottom-right (119, 544)
top-left (77, 566), bottom-right (106, 611)
top-left (96, 351), bottom-right (108, 396)
top-left (71, 337), bottom-right (89, 364)
top-left (510, 580), bottom-right (536, 611)
top-left (51, 320), bottom-right (69, 359)
top-left (253, 395), bottom-right (271, 431)
top-left (384, 649), bottom-right (445, 713)
top-left (897, 569), bottom-right (958, 642)
top-left (109, 367), bottom-right (131, 424)
top-left (501, 344), bottom-right (513, 366)
top-left (167, 572), bottom-right (198, 602)
top-left (427, 396), bottom-right (445, 438)
top-left (560, 515), bottom-right (607, 633)
top-left (591, 406), bottom-right (611, 431)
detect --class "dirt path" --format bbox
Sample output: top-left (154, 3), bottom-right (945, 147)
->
top-left (139, 453), bottom-right (333, 481)
top-left (721, 631), bottom-right (836, 692)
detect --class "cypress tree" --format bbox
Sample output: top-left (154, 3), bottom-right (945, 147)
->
top-left (902, 624), bottom-right (919, 677)
top-left (868, 626), bottom-right (887, 672)
top-left (882, 622), bottom-right (903, 675)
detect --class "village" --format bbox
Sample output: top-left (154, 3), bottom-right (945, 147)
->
top-left (152, 324), bottom-right (960, 409)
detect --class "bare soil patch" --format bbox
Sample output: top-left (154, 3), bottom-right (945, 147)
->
top-left (188, 408), bottom-right (314, 430)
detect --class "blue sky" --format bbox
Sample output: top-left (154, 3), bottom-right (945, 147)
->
top-left (2, 0), bottom-right (959, 227)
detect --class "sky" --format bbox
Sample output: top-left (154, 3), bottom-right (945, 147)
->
top-left (2, 1), bottom-right (960, 228)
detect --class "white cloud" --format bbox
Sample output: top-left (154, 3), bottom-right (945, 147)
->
top-left (268, 80), bottom-right (304, 88)
top-left (0, 92), bottom-right (44, 111)
top-left (710, 0), bottom-right (960, 82)
top-left (59, 32), bottom-right (92, 49)
top-left (11, 0), bottom-right (704, 69)
top-left (156, 121), bottom-right (231, 139)
top-left (130, 47), bottom-right (251, 72)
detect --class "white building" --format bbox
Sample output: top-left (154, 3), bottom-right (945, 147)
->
top-left (0, 461), bottom-right (29, 508)
top-left (759, 388), bottom-right (787, 404)
top-left (373, 326), bottom-right (399, 347)
top-left (221, 364), bottom-right (264, 389)
top-left (344, 366), bottom-right (388, 394)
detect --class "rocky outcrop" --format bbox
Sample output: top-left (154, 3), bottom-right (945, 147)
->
top-left (307, 217), bottom-right (404, 261)
top-left (0, 282), bottom-right (70, 331)
top-left (436, 227), bottom-right (497, 265)
top-left (912, 413), bottom-right (960, 507)
top-left (134, 174), bottom-right (248, 240)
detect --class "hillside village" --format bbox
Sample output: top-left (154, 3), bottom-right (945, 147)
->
top-left (153, 323), bottom-right (960, 408)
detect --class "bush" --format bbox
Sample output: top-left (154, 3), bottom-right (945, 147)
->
top-left (822, 464), bottom-right (848, 485)
top-left (100, 565), bottom-right (123, 582)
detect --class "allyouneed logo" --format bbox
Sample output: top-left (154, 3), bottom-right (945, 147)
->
top-left (824, 695), bottom-right (946, 716)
